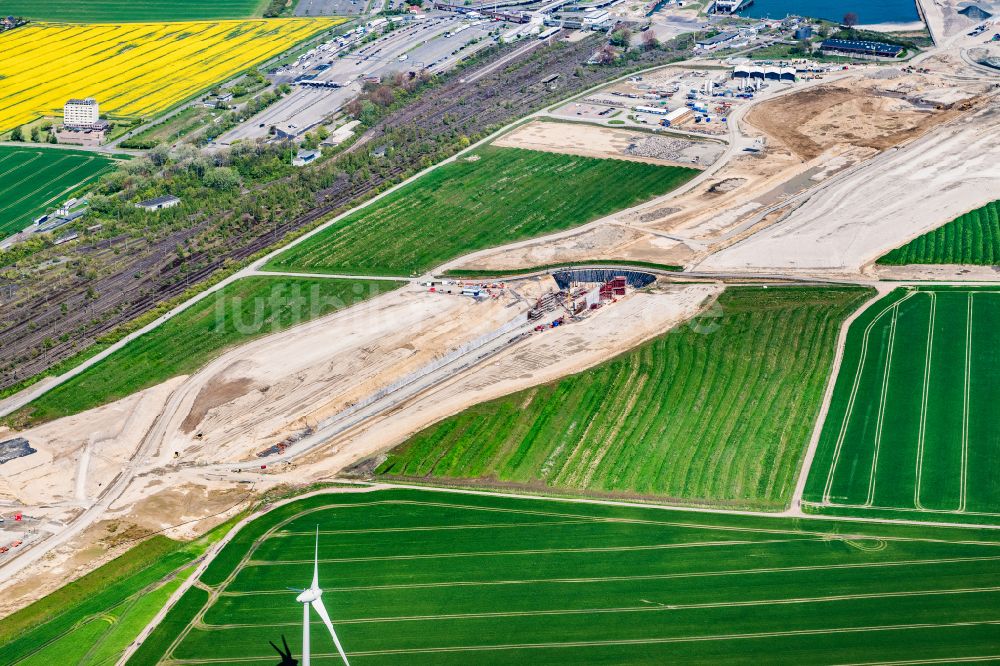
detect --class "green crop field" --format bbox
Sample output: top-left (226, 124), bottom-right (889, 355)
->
top-left (0, 146), bottom-right (121, 237)
top-left (377, 286), bottom-right (871, 511)
top-left (0, 0), bottom-right (269, 22)
top-left (878, 200), bottom-right (1000, 265)
top-left (803, 286), bottom-right (1000, 526)
top-left (0, 512), bottom-right (246, 666)
top-left (0, 536), bottom-right (194, 665)
top-left (264, 147), bottom-right (697, 277)
top-left (7, 275), bottom-right (401, 428)
top-left (136, 487), bottom-right (1000, 664)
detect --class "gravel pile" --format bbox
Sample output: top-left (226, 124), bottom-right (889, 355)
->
top-left (867, 68), bottom-right (903, 79)
top-left (625, 136), bottom-right (695, 162)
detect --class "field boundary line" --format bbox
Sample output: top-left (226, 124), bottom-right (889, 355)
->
top-left (273, 499), bottom-right (816, 539)
top-left (377, 482), bottom-right (1000, 532)
top-left (277, 497), bottom-right (1000, 544)
top-left (915, 292), bottom-right (935, 510)
top-left (959, 292), bottom-right (972, 512)
top-left (867, 301), bottom-right (901, 507)
top-left (812, 501), bottom-right (1000, 519)
top-left (821, 291), bottom-right (910, 505)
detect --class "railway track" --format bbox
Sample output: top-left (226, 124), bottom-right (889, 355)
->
top-left (1, 34), bottom-right (688, 395)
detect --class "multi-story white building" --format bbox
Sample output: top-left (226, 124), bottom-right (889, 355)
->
top-left (63, 98), bottom-right (100, 128)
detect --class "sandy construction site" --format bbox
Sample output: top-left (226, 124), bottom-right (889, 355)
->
top-left (0, 275), bottom-right (717, 612)
top-left (457, 63), bottom-right (992, 275)
top-left (5, 6), bottom-right (1000, 618)
top-left (698, 102), bottom-right (1000, 272)
top-left (494, 119), bottom-right (725, 168)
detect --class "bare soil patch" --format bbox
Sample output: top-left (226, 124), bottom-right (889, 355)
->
top-left (746, 84), bottom-right (954, 161)
top-left (181, 375), bottom-right (256, 434)
top-left (494, 120), bottom-right (723, 168)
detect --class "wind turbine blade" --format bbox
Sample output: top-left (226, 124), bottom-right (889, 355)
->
top-left (312, 525), bottom-right (320, 590)
top-left (312, 598), bottom-right (350, 666)
top-left (302, 602), bottom-right (311, 666)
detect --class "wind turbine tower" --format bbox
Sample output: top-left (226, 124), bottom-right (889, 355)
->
top-left (294, 526), bottom-right (350, 666)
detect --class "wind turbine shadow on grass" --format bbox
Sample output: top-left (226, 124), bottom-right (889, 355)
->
top-left (284, 526), bottom-right (350, 666)
top-left (269, 634), bottom-right (297, 666)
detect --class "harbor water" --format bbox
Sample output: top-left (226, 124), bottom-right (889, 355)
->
top-left (740, 0), bottom-right (921, 24)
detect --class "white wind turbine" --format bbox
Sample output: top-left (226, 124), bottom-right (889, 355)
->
top-left (293, 526), bottom-right (350, 666)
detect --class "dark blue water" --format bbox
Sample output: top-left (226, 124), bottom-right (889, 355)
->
top-left (741, 0), bottom-right (920, 24)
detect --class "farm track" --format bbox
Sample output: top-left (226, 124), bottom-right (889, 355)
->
top-left (0, 35), bottom-right (686, 394)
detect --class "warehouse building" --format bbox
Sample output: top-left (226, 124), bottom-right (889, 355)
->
top-left (292, 149), bottom-right (320, 167)
top-left (819, 38), bottom-right (903, 59)
top-left (696, 32), bottom-right (741, 50)
top-left (135, 195), bottom-right (181, 211)
top-left (663, 107), bottom-right (693, 126)
top-left (55, 126), bottom-right (108, 146)
top-left (582, 9), bottom-right (611, 29)
top-left (732, 65), bottom-right (796, 81)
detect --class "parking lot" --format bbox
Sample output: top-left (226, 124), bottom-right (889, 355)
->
top-left (217, 13), bottom-right (509, 144)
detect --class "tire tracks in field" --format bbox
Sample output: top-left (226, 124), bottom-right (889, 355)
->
top-left (866, 301), bottom-right (901, 507)
top-left (914, 292), bottom-right (936, 510)
top-left (822, 291), bottom-right (915, 505)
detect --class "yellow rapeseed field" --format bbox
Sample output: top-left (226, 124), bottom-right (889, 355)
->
top-left (0, 18), bottom-right (344, 131)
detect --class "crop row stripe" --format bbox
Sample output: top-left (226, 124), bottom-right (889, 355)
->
top-left (866, 301), bottom-right (900, 507)
top-left (218, 554), bottom-right (1000, 594)
top-left (823, 292), bottom-right (914, 504)
top-left (959, 293), bottom-right (972, 512)
top-left (202, 585), bottom-right (1000, 628)
top-left (914, 292), bottom-right (935, 510)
